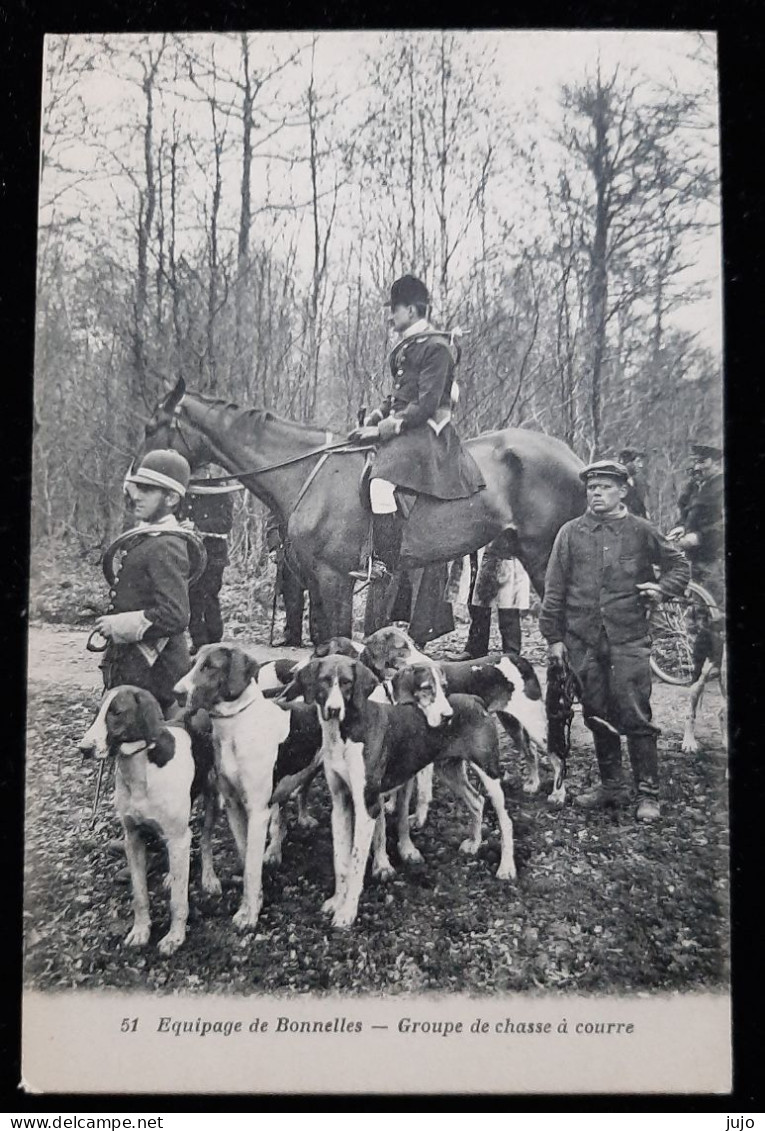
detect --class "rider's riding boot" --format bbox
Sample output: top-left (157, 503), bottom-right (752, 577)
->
top-left (627, 734), bottom-right (661, 821)
top-left (498, 608), bottom-right (522, 657)
top-left (349, 513), bottom-right (402, 582)
top-left (575, 731), bottom-right (631, 809)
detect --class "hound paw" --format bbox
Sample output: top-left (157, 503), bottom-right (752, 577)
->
top-left (522, 776), bottom-right (541, 795)
top-left (372, 862), bottom-right (396, 882)
top-left (157, 929), bottom-right (186, 956)
top-left (263, 846), bottom-right (283, 867)
top-left (233, 903), bottom-right (261, 931)
top-left (496, 862), bottom-right (517, 882)
top-left (297, 812), bottom-right (319, 830)
top-left (322, 894), bottom-right (343, 917)
top-left (547, 786), bottom-right (566, 808)
top-left (125, 923), bottom-right (151, 949)
top-left (331, 908), bottom-right (357, 930)
top-left (201, 870), bottom-right (223, 896)
top-left (411, 807), bottom-right (430, 830)
top-left (459, 837), bottom-right (481, 857)
top-left (400, 843), bottom-right (424, 865)
top-left (681, 736), bottom-right (700, 755)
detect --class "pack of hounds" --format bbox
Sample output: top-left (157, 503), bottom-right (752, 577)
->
top-left (78, 625), bottom-right (722, 956)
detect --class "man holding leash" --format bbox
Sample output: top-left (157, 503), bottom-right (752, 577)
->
top-left (95, 449), bottom-right (194, 716)
top-left (539, 460), bottom-right (689, 822)
top-left (349, 274), bottom-right (485, 581)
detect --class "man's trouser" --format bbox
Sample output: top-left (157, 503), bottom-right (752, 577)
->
top-left (465, 606), bottom-right (521, 657)
top-left (189, 547), bottom-right (227, 648)
top-left (100, 639), bottom-right (190, 719)
top-left (567, 629), bottom-right (660, 796)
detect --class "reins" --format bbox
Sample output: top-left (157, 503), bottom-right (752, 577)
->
top-left (187, 438), bottom-right (372, 488)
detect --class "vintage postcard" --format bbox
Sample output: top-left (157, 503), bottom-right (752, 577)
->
top-left (23, 29), bottom-right (728, 1094)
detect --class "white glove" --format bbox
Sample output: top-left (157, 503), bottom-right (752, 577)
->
top-left (95, 611), bottom-right (152, 644)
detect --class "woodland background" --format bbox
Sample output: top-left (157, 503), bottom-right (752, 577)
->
top-left (31, 30), bottom-right (723, 580)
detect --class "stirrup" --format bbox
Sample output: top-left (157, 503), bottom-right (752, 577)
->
top-left (349, 557), bottom-right (389, 582)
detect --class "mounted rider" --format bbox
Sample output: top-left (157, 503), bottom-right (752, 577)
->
top-left (349, 274), bottom-right (485, 580)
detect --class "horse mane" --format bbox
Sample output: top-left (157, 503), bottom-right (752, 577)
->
top-left (184, 391), bottom-right (330, 436)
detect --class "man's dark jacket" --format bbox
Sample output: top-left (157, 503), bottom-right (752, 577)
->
top-left (103, 531), bottom-right (191, 702)
top-left (369, 332), bottom-right (485, 500)
top-left (684, 470), bottom-right (724, 563)
top-left (539, 510), bottom-right (690, 647)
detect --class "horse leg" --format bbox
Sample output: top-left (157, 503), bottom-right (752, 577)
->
top-left (312, 563), bottom-right (354, 640)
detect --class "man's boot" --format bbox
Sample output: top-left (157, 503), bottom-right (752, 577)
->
top-left (349, 513), bottom-right (402, 581)
top-left (498, 608), bottom-right (522, 657)
top-left (627, 734), bottom-right (661, 821)
top-left (575, 731), bottom-right (631, 809)
top-left (450, 605), bottom-right (491, 660)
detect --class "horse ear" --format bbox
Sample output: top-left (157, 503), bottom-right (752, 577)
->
top-left (161, 377), bottom-right (186, 414)
top-left (225, 648), bottom-right (258, 700)
top-left (352, 662), bottom-right (380, 711)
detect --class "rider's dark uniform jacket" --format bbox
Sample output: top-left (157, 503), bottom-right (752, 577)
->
top-left (684, 470), bottom-right (724, 563)
top-left (368, 328), bottom-right (485, 501)
top-left (539, 510), bottom-right (689, 647)
top-left (102, 524), bottom-right (191, 708)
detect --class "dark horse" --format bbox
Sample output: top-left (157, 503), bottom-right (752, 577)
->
top-left (136, 378), bottom-right (585, 639)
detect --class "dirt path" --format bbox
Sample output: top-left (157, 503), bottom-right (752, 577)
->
top-left (25, 623), bottom-right (312, 692)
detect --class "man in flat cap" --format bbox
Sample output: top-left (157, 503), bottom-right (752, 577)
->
top-left (96, 449), bottom-right (193, 715)
top-left (672, 439), bottom-right (724, 608)
top-left (349, 274), bottom-right (485, 580)
top-left (619, 447), bottom-right (649, 519)
top-left (539, 460), bottom-right (690, 821)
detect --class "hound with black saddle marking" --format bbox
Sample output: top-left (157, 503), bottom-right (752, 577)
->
top-left (360, 625), bottom-right (558, 805)
top-left (174, 645), bottom-right (290, 931)
top-left (78, 686), bottom-right (219, 955)
top-left (291, 655), bottom-right (517, 930)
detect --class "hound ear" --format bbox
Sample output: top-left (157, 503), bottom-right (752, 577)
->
top-left (161, 376), bottom-right (186, 414)
top-left (294, 660), bottom-right (320, 704)
top-left (358, 646), bottom-right (382, 678)
top-left (390, 667), bottom-right (416, 705)
top-left (352, 662), bottom-right (380, 711)
top-left (226, 649), bottom-right (259, 699)
top-left (136, 690), bottom-right (176, 767)
top-left (312, 640), bottom-right (332, 658)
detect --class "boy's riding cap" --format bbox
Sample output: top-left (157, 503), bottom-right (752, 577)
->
top-left (579, 460), bottom-right (630, 484)
top-left (389, 274), bottom-right (430, 309)
top-left (128, 450), bottom-right (191, 496)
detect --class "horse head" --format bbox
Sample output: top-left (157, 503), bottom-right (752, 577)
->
top-left (133, 377), bottom-right (213, 472)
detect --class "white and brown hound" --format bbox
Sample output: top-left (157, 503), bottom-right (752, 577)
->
top-left (360, 626), bottom-right (559, 804)
top-left (290, 655), bottom-right (517, 929)
top-left (174, 645), bottom-right (291, 931)
top-left (681, 617), bottom-right (727, 755)
top-left (78, 686), bottom-right (219, 955)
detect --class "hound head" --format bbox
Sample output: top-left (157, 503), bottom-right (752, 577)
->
top-left (360, 626), bottom-right (428, 679)
top-left (390, 663), bottom-right (454, 728)
top-left (174, 645), bottom-right (260, 712)
top-left (312, 636), bottom-right (364, 660)
top-left (78, 686), bottom-right (175, 767)
top-left (293, 656), bottom-right (379, 723)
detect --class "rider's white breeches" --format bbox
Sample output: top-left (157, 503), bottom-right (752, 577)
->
top-left (370, 478), bottom-right (397, 514)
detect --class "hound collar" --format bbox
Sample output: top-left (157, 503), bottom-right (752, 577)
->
top-left (209, 681), bottom-right (263, 718)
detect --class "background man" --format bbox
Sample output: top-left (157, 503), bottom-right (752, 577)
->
top-left (96, 449), bottom-right (192, 717)
top-left (451, 530), bottom-right (529, 659)
top-left (349, 274), bottom-right (485, 580)
top-left (539, 460), bottom-right (689, 822)
top-left (182, 469), bottom-right (235, 654)
top-left (619, 446), bottom-right (649, 518)
top-left (673, 439), bottom-right (724, 608)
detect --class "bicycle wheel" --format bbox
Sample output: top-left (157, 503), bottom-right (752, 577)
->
top-left (649, 580), bottom-right (720, 686)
